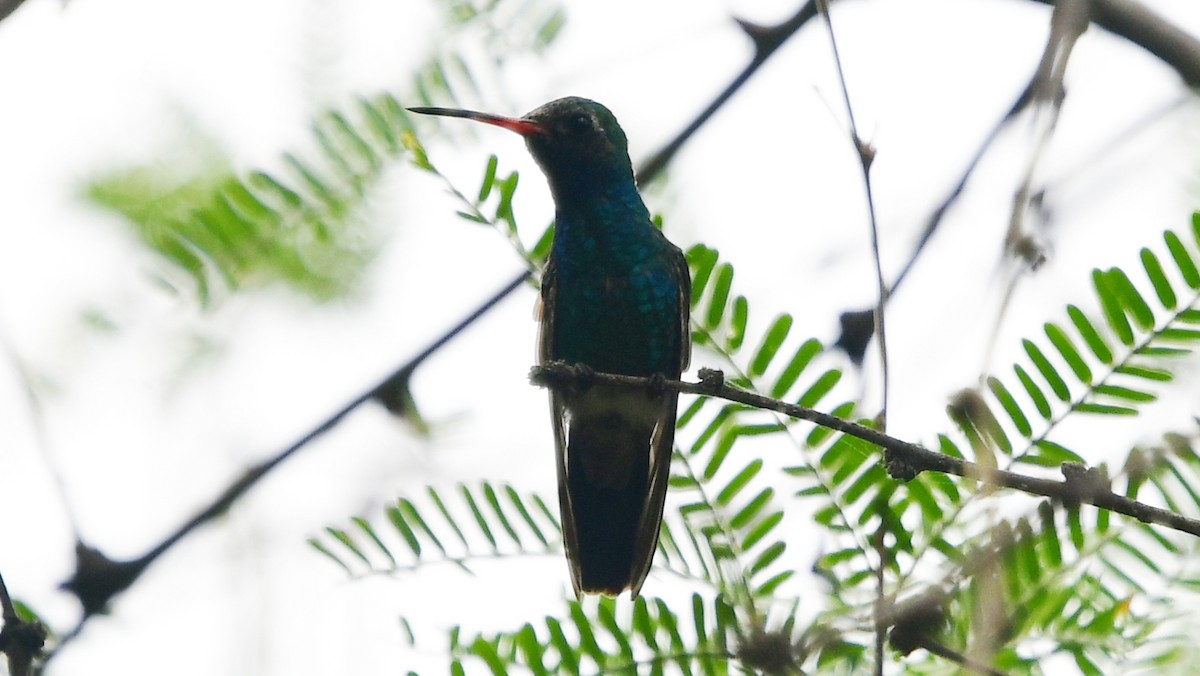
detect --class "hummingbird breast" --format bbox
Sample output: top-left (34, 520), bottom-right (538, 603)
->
top-left (546, 191), bottom-right (685, 373)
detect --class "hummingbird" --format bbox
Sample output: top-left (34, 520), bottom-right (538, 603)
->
top-left (409, 97), bottom-right (691, 598)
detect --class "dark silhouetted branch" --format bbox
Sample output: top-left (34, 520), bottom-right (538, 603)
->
top-left (52, 271), bottom-right (531, 651)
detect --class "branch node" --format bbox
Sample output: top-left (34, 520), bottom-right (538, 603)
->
top-left (884, 447), bottom-right (920, 482)
top-left (1060, 461), bottom-right (1109, 506)
top-left (697, 367), bottom-right (725, 392)
top-left (885, 588), bottom-right (949, 656)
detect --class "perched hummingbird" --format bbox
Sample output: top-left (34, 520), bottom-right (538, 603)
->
top-left (409, 97), bottom-right (691, 597)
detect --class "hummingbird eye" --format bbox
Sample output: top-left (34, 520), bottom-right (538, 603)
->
top-left (566, 112), bottom-right (593, 134)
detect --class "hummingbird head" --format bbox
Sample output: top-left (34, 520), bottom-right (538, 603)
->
top-left (409, 97), bottom-right (637, 202)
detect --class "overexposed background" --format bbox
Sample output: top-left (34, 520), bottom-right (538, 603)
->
top-left (1, 0), bottom-right (1199, 673)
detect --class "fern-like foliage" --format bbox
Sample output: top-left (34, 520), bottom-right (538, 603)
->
top-left (86, 94), bottom-right (420, 306)
top-left (451, 594), bottom-right (738, 675)
top-left (821, 216), bottom-right (1200, 672)
top-left (309, 481), bottom-right (559, 578)
top-left (311, 118), bottom-right (1200, 673)
top-left (409, 0), bottom-right (566, 110)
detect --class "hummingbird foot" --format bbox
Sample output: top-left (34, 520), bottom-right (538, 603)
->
top-left (646, 372), bottom-right (667, 396)
top-left (530, 360), bottom-right (595, 393)
top-left (572, 363), bottom-right (595, 392)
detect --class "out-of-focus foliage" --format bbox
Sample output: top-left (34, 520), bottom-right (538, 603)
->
top-left (86, 95), bottom-right (416, 306)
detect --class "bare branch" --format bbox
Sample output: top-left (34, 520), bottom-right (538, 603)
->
top-left (530, 363), bottom-right (1200, 539)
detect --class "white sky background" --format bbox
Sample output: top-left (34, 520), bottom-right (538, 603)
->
top-left (1, 0), bottom-right (1200, 673)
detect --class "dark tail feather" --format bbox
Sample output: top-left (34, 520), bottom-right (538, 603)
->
top-left (566, 421), bottom-right (652, 596)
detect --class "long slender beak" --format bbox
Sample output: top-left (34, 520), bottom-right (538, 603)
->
top-left (408, 106), bottom-right (544, 137)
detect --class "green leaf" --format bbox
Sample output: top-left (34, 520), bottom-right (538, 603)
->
top-left (987, 376), bottom-right (1032, 437)
top-left (1067, 305), bottom-right (1114, 365)
top-left (462, 484), bottom-right (499, 550)
top-left (352, 516), bottom-right (396, 569)
top-left (1139, 345), bottom-right (1191, 357)
top-left (1045, 322), bottom-right (1092, 383)
top-left (748, 541), bottom-right (786, 575)
top-left (1114, 364), bottom-right (1173, 382)
top-left (1141, 247), bottom-right (1177, 309)
top-left (534, 8), bottom-right (567, 49)
top-left (483, 482), bottom-right (521, 548)
top-left (742, 511), bottom-right (784, 550)
top-left (703, 428), bottom-right (737, 479)
top-left (1105, 267), bottom-right (1155, 331)
top-left (705, 263), bottom-right (734, 329)
top-left (770, 338), bottom-right (822, 399)
top-left (325, 526), bottom-right (370, 566)
top-left (1159, 327), bottom-right (1200, 342)
top-left (517, 623), bottom-right (549, 676)
top-left (477, 154), bottom-right (499, 202)
top-left (530, 222), bottom-right (555, 261)
top-left (505, 485), bottom-right (550, 548)
top-left (749, 314), bottom-right (794, 376)
top-left (754, 569), bottom-right (794, 596)
top-left (401, 498), bottom-right (446, 556)
top-left (358, 95), bottom-right (400, 155)
top-left (798, 369), bottom-right (842, 409)
top-left (383, 506), bottom-right (418, 560)
top-left (1093, 384), bottom-right (1156, 403)
top-left (730, 488), bottom-right (774, 529)
top-left (1094, 269), bottom-right (1135, 345)
top-left (688, 403), bottom-right (735, 454)
top-left (726, 296), bottom-right (749, 351)
top-left (570, 602), bottom-right (604, 663)
top-left (716, 459), bottom-right (763, 505)
top-left (1032, 440), bottom-right (1084, 464)
top-left (1074, 402), bottom-right (1138, 415)
top-left (307, 538), bottom-right (352, 575)
top-left (470, 636), bottom-right (507, 674)
top-left (1024, 339), bottom-right (1070, 401)
top-left (429, 487), bottom-right (470, 549)
top-left (687, 245), bottom-right (719, 309)
top-left (1014, 364), bottom-right (1052, 419)
top-left (1164, 229), bottom-right (1200, 289)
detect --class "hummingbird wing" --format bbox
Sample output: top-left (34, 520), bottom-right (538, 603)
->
top-left (627, 243), bottom-right (692, 597)
top-left (536, 257), bottom-right (585, 597)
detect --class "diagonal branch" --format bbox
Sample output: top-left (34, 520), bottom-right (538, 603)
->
top-left (1025, 0), bottom-right (1200, 86)
top-left (51, 271), bottom-right (531, 651)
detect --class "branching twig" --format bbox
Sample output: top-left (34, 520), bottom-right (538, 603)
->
top-left (529, 363), bottom-right (1200, 539)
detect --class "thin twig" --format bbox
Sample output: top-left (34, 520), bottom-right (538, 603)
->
top-left (529, 363), bottom-right (1200, 539)
top-left (813, 0), bottom-right (889, 427)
